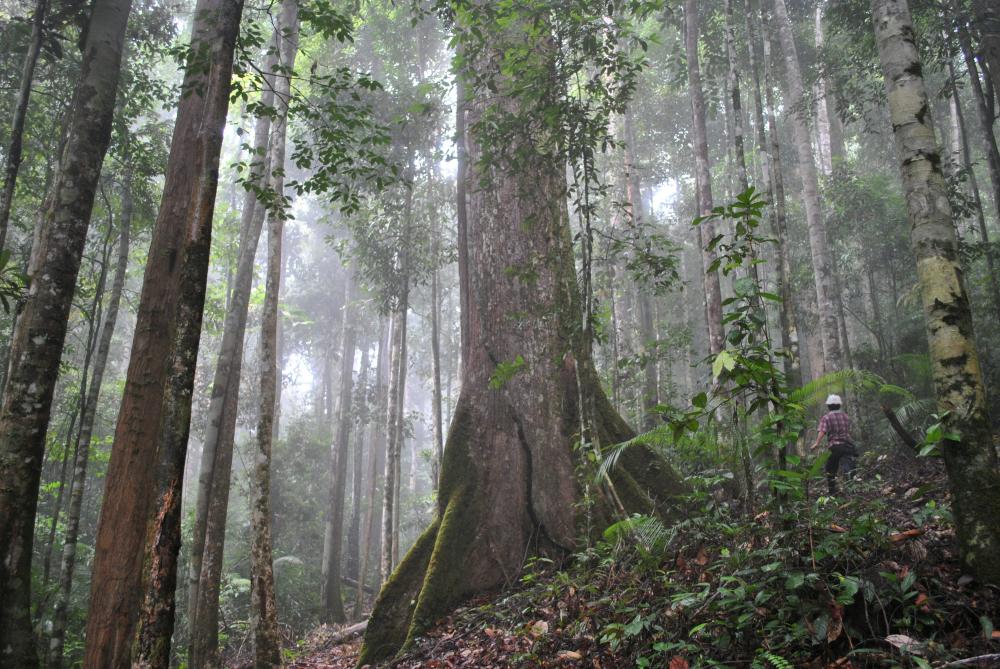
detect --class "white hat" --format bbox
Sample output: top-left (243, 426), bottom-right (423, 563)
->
top-left (826, 394), bottom-right (842, 405)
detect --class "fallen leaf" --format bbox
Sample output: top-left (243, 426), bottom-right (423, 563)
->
top-left (992, 630), bottom-right (1000, 640)
top-left (695, 548), bottom-right (709, 565)
top-left (668, 657), bottom-right (689, 669)
top-left (889, 529), bottom-right (924, 542)
top-left (886, 634), bottom-right (926, 655)
top-left (529, 620), bottom-right (549, 637)
top-left (557, 650), bottom-right (583, 661)
top-left (829, 524), bottom-right (848, 533)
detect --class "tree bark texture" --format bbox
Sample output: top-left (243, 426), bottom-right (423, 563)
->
top-left (770, 0), bottom-right (843, 374)
top-left (358, 10), bottom-right (686, 664)
top-left (48, 179), bottom-right (132, 669)
top-left (249, 3), bottom-right (298, 665)
top-left (0, 0), bottom-right (49, 251)
top-left (187, 35), bottom-right (278, 666)
top-left (872, 0), bottom-right (1000, 585)
top-left (381, 298), bottom-right (409, 581)
top-left (684, 0), bottom-right (724, 357)
top-left (0, 0), bottom-right (131, 663)
top-left (84, 0), bottom-right (244, 665)
top-left (725, 0), bottom-right (749, 191)
top-left (322, 278), bottom-right (358, 623)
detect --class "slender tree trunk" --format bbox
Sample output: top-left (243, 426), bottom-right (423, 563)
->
top-left (347, 343), bottom-right (371, 584)
top-left (872, 0), bottom-right (1000, 585)
top-left (359, 9), bottom-right (686, 662)
top-left (752, 0), bottom-right (800, 385)
top-left (430, 249), bottom-right (444, 487)
top-left (322, 278), bottom-right (358, 624)
top-left (48, 178), bottom-right (131, 669)
top-left (684, 0), bottom-right (724, 357)
top-left (187, 36), bottom-right (277, 664)
top-left (391, 293), bottom-right (408, 568)
top-left (0, 0), bottom-right (132, 662)
top-left (85, 0), bottom-right (243, 665)
top-left (40, 404), bottom-right (78, 595)
top-left (725, 0), bottom-right (749, 191)
top-left (771, 0), bottom-right (842, 374)
top-left (972, 0), bottom-right (1000, 102)
top-left (947, 59), bottom-right (1000, 323)
top-left (249, 2), bottom-right (297, 665)
top-left (813, 5), bottom-right (834, 175)
top-left (621, 110), bottom-right (659, 428)
top-left (956, 24), bottom-right (1000, 228)
top-left (455, 61), bottom-right (472, 372)
top-left (40, 202), bottom-right (113, 594)
top-left (357, 318), bottom-right (388, 615)
top-left (0, 0), bottom-right (49, 251)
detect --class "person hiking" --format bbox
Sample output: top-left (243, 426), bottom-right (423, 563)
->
top-left (810, 394), bottom-right (857, 495)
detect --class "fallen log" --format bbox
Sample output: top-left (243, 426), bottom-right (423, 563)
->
top-left (327, 620), bottom-right (367, 646)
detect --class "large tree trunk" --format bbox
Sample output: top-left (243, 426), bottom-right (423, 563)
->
top-left (84, 0), bottom-right (244, 665)
top-left (972, 0), bottom-right (1000, 102)
top-left (249, 2), bottom-right (298, 666)
top-left (187, 35), bottom-right (277, 666)
top-left (684, 0), bottom-right (724, 357)
top-left (0, 0), bottom-right (131, 663)
top-left (0, 0), bottom-right (49, 251)
top-left (770, 0), bottom-right (842, 373)
top-left (322, 278), bottom-right (359, 623)
top-left (872, 0), bottom-right (1000, 585)
top-left (358, 10), bottom-right (686, 664)
top-left (48, 177), bottom-right (132, 669)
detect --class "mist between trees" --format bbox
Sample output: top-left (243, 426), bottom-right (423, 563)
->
top-left (0, 0), bottom-right (998, 667)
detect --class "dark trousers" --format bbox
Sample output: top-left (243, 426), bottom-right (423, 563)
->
top-left (825, 442), bottom-right (857, 494)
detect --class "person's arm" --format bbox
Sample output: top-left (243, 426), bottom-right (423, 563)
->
top-left (810, 429), bottom-right (826, 451)
top-left (811, 415), bottom-right (828, 451)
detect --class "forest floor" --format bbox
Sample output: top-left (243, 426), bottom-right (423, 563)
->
top-left (280, 448), bottom-right (1000, 669)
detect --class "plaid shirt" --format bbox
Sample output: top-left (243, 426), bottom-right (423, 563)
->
top-left (818, 410), bottom-right (853, 447)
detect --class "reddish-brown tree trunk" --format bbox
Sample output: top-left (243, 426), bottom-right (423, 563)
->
top-left (48, 177), bottom-right (132, 669)
top-left (84, 0), bottom-right (244, 665)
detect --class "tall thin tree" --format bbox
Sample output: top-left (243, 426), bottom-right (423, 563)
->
top-left (0, 0), bottom-right (132, 662)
